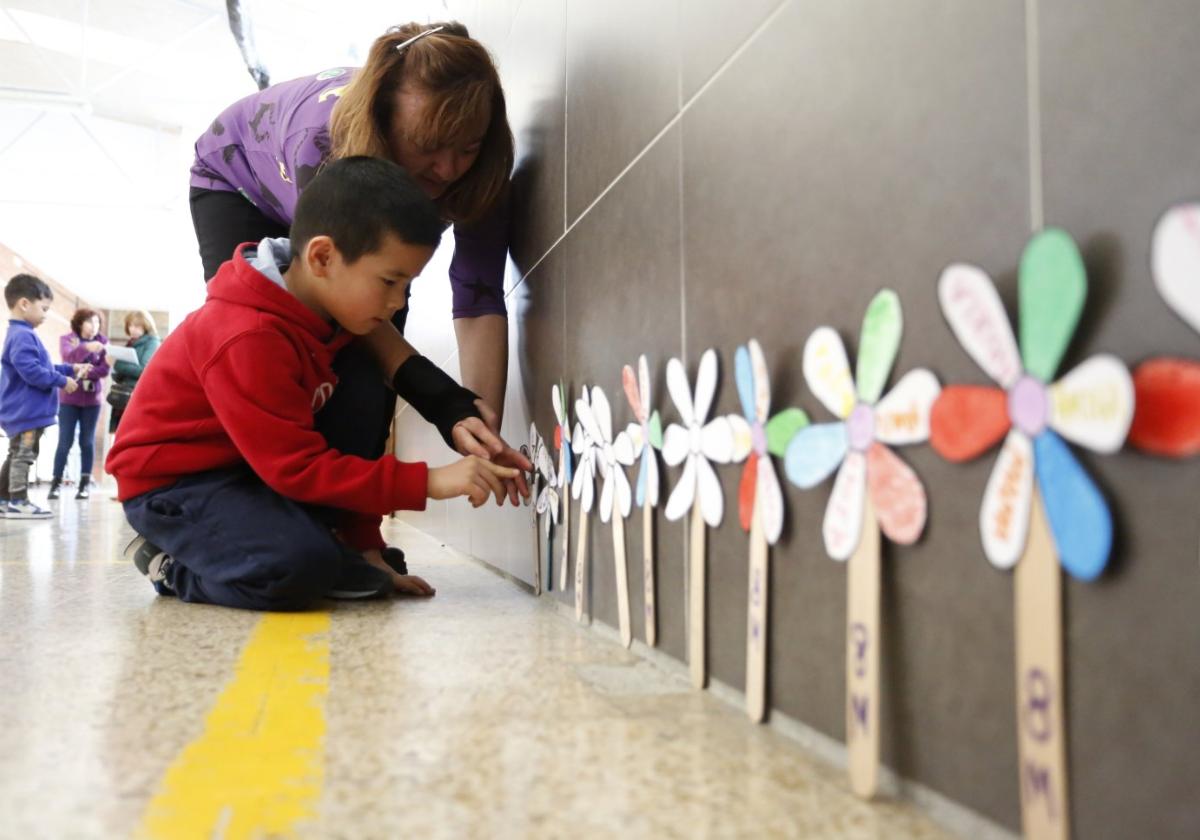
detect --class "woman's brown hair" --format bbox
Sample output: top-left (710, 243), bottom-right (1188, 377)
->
top-left (329, 21), bottom-right (513, 226)
top-left (124, 310), bottom-right (158, 338)
top-left (70, 308), bottom-right (101, 335)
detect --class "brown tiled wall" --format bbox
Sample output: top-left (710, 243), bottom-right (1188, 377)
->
top-left (394, 3), bottom-right (1200, 835)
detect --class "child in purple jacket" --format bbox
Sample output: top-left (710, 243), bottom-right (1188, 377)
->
top-left (48, 308), bottom-right (110, 500)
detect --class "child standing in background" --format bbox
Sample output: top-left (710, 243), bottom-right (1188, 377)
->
top-left (0, 274), bottom-right (89, 519)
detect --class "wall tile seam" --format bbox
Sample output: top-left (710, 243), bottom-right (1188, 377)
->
top-left (511, 0), bottom-right (797, 284)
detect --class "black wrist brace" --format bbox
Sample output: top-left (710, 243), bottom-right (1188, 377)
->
top-left (392, 354), bottom-right (481, 450)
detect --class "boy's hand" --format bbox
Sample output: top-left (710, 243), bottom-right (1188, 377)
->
top-left (428, 455), bottom-right (521, 507)
top-left (450, 400), bottom-right (532, 505)
top-left (63, 378), bottom-right (79, 394)
top-left (363, 549), bottom-right (436, 597)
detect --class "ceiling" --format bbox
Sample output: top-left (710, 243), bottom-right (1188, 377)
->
top-left (0, 0), bottom-right (454, 320)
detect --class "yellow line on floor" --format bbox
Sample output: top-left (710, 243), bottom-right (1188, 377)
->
top-left (137, 612), bottom-right (331, 840)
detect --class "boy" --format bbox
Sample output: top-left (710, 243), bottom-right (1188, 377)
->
top-left (106, 157), bottom-right (520, 610)
top-left (1, 274), bottom-right (88, 519)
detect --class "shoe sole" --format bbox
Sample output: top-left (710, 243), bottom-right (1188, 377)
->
top-left (4, 512), bottom-right (53, 519)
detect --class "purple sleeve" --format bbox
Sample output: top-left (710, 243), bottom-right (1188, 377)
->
top-left (448, 190), bottom-right (511, 319)
top-left (60, 333), bottom-right (87, 363)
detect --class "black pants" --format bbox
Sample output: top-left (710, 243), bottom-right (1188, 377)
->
top-left (189, 187), bottom-right (408, 464)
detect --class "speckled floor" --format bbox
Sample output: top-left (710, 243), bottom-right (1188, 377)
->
top-left (0, 488), bottom-right (954, 839)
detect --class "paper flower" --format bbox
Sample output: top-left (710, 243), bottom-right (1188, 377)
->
top-left (570, 387), bottom-right (600, 514)
top-left (930, 229), bottom-right (1133, 581)
top-left (662, 349), bottom-right (737, 525)
top-left (575, 386), bottom-right (635, 523)
top-left (523, 423), bottom-right (542, 508)
top-left (785, 290), bottom-right (940, 558)
top-left (733, 340), bottom-right (809, 544)
top-left (1127, 204), bottom-right (1200, 456)
top-left (621, 356), bottom-right (664, 508)
top-left (534, 436), bottom-right (559, 524)
top-left (552, 382), bottom-right (574, 487)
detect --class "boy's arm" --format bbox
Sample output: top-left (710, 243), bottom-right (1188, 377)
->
top-left (202, 330), bottom-right (429, 515)
top-left (10, 334), bottom-right (69, 390)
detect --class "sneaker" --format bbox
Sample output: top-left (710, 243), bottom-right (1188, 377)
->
top-left (47, 480), bottom-right (61, 500)
top-left (0, 499), bottom-right (7, 517)
top-left (124, 535), bottom-right (173, 583)
top-left (4, 500), bottom-right (53, 519)
top-left (326, 560), bottom-right (392, 600)
top-left (75, 475), bottom-right (91, 500)
top-left (380, 546), bottom-right (407, 576)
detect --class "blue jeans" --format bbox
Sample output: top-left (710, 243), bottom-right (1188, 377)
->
top-left (123, 467), bottom-right (357, 611)
top-left (53, 403), bottom-right (100, 479)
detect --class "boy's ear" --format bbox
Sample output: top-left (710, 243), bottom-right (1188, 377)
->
top-left (303, 235), bottom-right (337, 278)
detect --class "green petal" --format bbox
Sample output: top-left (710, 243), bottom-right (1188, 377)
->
top-left (648, 410), bottom-right (663, 449)
top-left (766, 408), bottom-right (809, 457)
top-left (856, 289), bottom-right (903, 404)
top-left (1019, 228), bottom-right (1086, 382)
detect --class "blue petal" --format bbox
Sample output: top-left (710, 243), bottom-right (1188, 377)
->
top-left (734, 344), bottom-right (757, 423)
top-left (1033, 430), bottom-right (1112, 581)
top-left (784, 422), bottom-right (848, 489)
top-left (562, 436), bottom-right (573, 484)
top-left (636, 446), bottom-right (649, 507)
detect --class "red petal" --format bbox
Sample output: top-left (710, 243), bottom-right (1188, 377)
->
top-left (739, 453), bottom-right (758, 532)
top-left (930, 385), bottom-right (1010, 462)
top-left (554, 425), bottom-right (563, 451)
top-left (1129, 357), bottom-right (1200, 457)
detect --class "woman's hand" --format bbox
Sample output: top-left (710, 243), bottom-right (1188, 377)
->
top-left (83, 341), bottom-right (103, 354)
top-left (450, 400), bottom-right (532, 505)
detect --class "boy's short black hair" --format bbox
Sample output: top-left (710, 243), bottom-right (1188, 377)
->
top-left (5, 273), bottom-right (53, 308)
top-left (290, 156), bottom-right (447, 263)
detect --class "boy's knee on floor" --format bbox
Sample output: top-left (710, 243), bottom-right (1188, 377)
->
top-left (265, 545), bottom-right (341, 608)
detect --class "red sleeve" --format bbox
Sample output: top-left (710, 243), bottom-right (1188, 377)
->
top-left (201, 330), bottom-right (429, 514)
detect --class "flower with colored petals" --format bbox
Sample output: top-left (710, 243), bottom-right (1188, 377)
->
top-left (785, 290), bottom-right (940, 559)
top-left (575, 386), bottom-right (636, 523)
top-left (662, 349), bottom-right (737, 526)
top-left (571, 387), bottom-right (600, 514)
top-left (621, 355), bottom-right (665, 509)
top-left (732, 340), bottom-right (809, 544)
top-left (930, 229), bottom-right (1133, 581)
top-left (552, 382), bottom-right (574, 486)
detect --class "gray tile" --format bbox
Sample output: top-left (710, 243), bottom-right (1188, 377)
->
top-left (563, 124), bottom-right (687, 659)
top-left (501, 0), bottom-right (568, 270)
top-left (1040, 3), bottom-right (1200, 838)
top-left (680, 0), bottom-right (783, 101)
top-left (682, 0), bottom-right (1030, 829)
top-left (565, 0), bottom-right (680, 223)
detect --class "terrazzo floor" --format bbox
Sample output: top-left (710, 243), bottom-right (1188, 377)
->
top-left (0, 486), bottom-right (955, 839)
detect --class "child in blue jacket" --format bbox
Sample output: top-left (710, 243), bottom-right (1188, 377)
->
top-left (1, 274), bottom-right (89, 518)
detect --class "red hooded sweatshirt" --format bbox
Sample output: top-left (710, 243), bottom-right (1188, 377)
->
top-left (106, 242), bottom-right (427, 549)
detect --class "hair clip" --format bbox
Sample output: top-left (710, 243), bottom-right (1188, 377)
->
top-left (394, 25), bottom-right (445, 52)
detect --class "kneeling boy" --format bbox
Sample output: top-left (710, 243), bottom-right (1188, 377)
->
top-left (106, 156), bottom-right (518, 610)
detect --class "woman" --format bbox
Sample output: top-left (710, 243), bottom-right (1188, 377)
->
top-left (49, 309), bottom-right (110, 500)
top-left (108, 310), bottom-right (161, 433)
top-left (188, 21), bottom-right (530, 565)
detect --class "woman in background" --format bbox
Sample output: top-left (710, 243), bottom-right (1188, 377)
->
top-left (108, 310), bottom-right (160, 434)
top-left (49, 309), bottom-right (109, 500)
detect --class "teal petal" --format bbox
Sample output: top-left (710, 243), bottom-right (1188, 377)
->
top-left (648, 410), bottom-right (663, 449)
top-left (1019, 228), bottom-right (1086, 382)
top-left (766, 408), bottom-right (810, 457)
top-left (856, 289), bottom-right (903, 404)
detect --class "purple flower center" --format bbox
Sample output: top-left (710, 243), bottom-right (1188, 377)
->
top-left (752, 421), bottom-right (767, 455)
top-left (1008, 375), bottom-right (1048, 437)
top-left (847, 403), bottom-right (875, 452)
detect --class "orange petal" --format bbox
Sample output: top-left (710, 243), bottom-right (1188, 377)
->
top-left (1129, 357), bottom-right (1200, 457)
top-left (867, 443), bottom-right (927, 544)
top-left (930, 385), bottom-right (1010, 462)
top-left (739, 453), bottom-right (758, 533)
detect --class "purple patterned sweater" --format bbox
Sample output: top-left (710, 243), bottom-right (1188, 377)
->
top-left (59, 332), bottom-right (110, 408)
top-left (190, 69), bottom-right (509, 319)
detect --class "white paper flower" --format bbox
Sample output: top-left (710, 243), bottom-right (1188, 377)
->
top-left (661, 349), bottom-right (737, 526)
top-left (576, 386), bottom-right (636, 523)
top-left (621, 355), bottom-right (664, 509)
top-left (571, 386), bottom-right (599, 513)
top-left (534, 437), bottom-right (559, 524)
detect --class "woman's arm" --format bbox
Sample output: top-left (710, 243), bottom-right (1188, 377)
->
top-left (453, 314), bottom-right (507, 426)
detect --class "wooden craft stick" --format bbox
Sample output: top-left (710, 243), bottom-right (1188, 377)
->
top-left (559, 453), bottom-right (571, 592)
top-left (847, 497), bottom-right (881, 799)
top-left (689, 504), bottom-right (706, 689)
top-left (574, 506), bottom-right (589, 622)
top-left (643, 503), bottom-right (657, 648)
top-left (745, 494), bottom-right (769, 722)
top-left (532, 502), bottom-right (542, 596)
top-left (1014, 489), bottom-right (1070, 840)
top-left (613, 513), bottom-right (632, 648)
